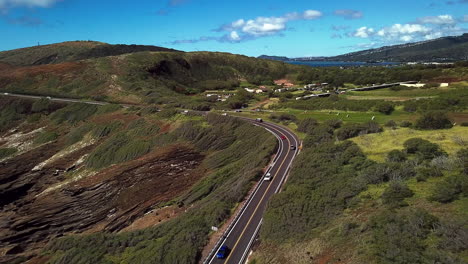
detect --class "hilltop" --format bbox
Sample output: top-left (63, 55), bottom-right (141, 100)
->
top-left (0, 41), bottom-right (179, 66)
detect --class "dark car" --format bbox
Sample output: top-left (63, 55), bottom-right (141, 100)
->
top-left (280, 135), bottom-right (286, 140)
top-left (216, 245), bottom-right (229, 259)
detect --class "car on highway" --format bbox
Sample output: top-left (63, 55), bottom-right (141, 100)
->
top-left (3, 93), bottom-right (9, 95)
top-left (290, 145), bottom-right (296, 150)
top-left (216, 245), bottom-right (229, 259)
top-left (280, 135), bottom-right (286, 140)
top-left (222, 113), bottom-right (228, 116)
top-left (264, 172), bottom-right (272, 181)
top-left (255, 118), bottom-right (263, 122)
top-left (46, 96), bottom-right (52, 99)
top-left (235, 109), bottom-right (242, 112)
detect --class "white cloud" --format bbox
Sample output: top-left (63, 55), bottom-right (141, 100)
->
top-left (382, 24), bottom-right (431, 36)
top-left (303, 10), bottom-right (322, 20)
top-left (417, 14), bottom-right (455, 25)
top-left (400, 35), bottom-right (413, 42)
top-left (334, 9), bottom-right (363, 19)
top-left (0, 0), bottom-right (60, 8)
top-left (229, 31), bottom-right (240, 41)
top-left (231, 19), bottom-right (245, 28)
top-left (462, 15), bottom-right (468, 22)
top-left (241, 16), bottom-right (288, 36)
top-left (353, 26), bottom-right (374, 38)
top-left (214, 9), bottom-right (322, 42)
top-left (348, 15), bottom-right (468, 48)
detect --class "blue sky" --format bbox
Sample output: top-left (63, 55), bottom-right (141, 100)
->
top-left (1, 0), bottom-right (468, 57)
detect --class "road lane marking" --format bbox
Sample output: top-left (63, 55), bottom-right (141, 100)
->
top-left (207, 125), bottom-right (284, 264)
top-left (224, 134), bottom-right (291, 263)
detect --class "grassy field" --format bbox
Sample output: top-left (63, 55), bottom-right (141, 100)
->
top-left (342, 85), bottom-right (459, 101)
top-left (351, 126), bottom-right (468, 161)
top-left (230, 108), bottom-right (418, 125)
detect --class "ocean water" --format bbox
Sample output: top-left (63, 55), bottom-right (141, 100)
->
top-left (287, 61), bottom-right (400, 67)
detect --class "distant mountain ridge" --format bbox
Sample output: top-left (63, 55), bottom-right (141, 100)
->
top-left (328, 33), bottom-right (468, 62)
top-left (258, 33), bottom-right (468, 63)
top-left (258, 55), bottom-right (290, 61)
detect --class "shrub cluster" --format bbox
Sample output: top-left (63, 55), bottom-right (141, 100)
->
top-left (335, 121), bottom-right (382, 140)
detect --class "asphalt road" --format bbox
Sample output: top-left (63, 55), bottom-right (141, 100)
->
top-left (207, 117), bottom-right (299, 264)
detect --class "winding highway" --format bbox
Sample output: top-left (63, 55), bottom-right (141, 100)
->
top-left (0, 92), bottom-right (300, 264)
top-left (205, 117), bottom-right (300, 264)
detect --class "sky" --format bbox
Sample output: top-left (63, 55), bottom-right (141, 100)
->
top-left (1, 0), bottom-right (468, 57)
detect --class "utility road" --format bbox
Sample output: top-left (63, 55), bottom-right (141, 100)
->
top-left (206, 117), bottom-right (299, 264)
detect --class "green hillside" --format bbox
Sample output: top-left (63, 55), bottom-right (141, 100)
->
top-left (0, 43), bottom-right (305, 106)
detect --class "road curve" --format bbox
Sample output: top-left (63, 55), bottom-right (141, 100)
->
top-left (206, 117), bottom-right (300, 264)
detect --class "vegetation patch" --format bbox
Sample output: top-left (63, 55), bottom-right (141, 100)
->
top-left (0, 147), bottom-right (17, 159)
top-left (351, 126), bottom-right (467, 161)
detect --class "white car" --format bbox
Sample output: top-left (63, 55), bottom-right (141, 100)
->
top-left (46, 96), bottom-right (52, 99)
top-left (3, 93), bottom-right (9, 95)
top-left (264, 173), bottom-right (272, 181)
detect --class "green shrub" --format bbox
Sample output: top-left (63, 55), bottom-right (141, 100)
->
top-left (0, 148), bottom-right (17, 159)
top-left (50, 103), bottom-right (98, 124)
top-left (269, 113), bottom-right (297, 123)
top-left (261, 141), bottom-right (370, 243)
top-left (31, 98), bottom-right (51, 113)
top-left (91, 121), bottom-right (123, 138)
top-left (387, 149), bottom-right (407, 162)
top-left (368, 209), bottom-right (439, 264)
top-left (325, 119), bottom-right (343, 129)
top-left (157, 108), bottom-right (179, 118)
top-left (359, 162), bottom-right (416, 184)
top-left (403, 138), bottom-right (446, 160)
top-left (400, 121), bottom-right (413, 127)
top-left (416, 166), bottom-right (443, 182)
top-left (335, 121), bottom-right (382, 140)
top-left (297, 118), bottom-right (318, 134)
top-left (415, 111), bottom-right (453, 130)
top-left (34, 131), bottom-right (59, 144)
top-left (429, 174), bottom-right (468, 203)
top-left (375, 102), bottom-right (395, 115)
top-left (86, 133), bottom-right (153, 169)
top-left (381, 181), bottom-right (414, 207)
top-left (460, 122), bottom-right (468, 127)
top-left (403, 101), bottom-right (418, 113)
top-left (385, 120), bottom-right (397, 128)
top-left (303, 124), bottom-right (335, 147)
top-left (457, 148), bottom-right (468, 175)
top-left (95, 104), bottom-right (121, 115)
top-left (65, 124), bottom-right (93, 145)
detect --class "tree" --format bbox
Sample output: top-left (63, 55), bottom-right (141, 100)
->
top-left (415, 111), bottom-right (453, 130)
top-left (403, 138), bottom-right (446, 160)
top-left (375, 102), bottom-right (395, 115)
top-left (381, 181), bottom-right (414, 207)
